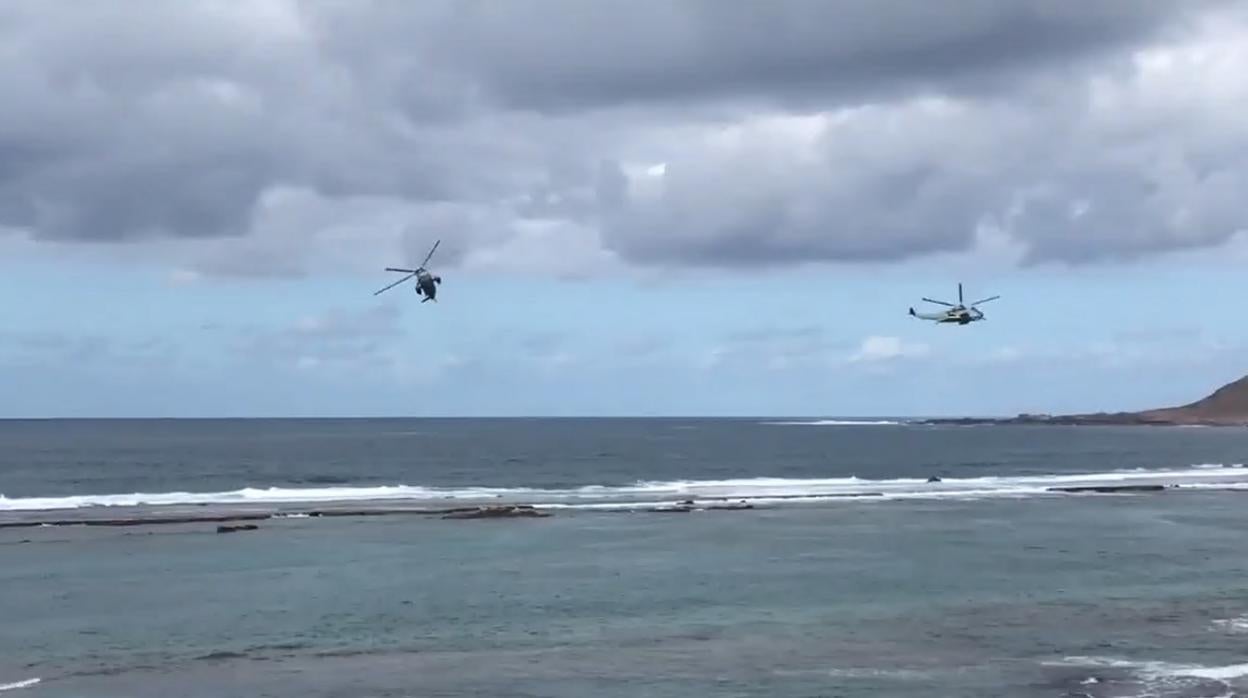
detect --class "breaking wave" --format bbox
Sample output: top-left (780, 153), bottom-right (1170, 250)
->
top-left (1212, 615), bottom-right (1248, 633)
top-left (3, 465), bottom-right (1247, 513)
top-left (762, 419), bottom-right (907, 426)
top-left (1051, 656), bottom-right (1248, 697)
top-left (0, 679), bottom-right (40, 693)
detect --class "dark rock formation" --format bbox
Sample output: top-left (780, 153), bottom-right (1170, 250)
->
top-left (0, 505), bottom-right (561, 530)
top-left (216, 524), bottom-right (259, 533)
top-left (440, 505), bottom-right (551, 520)
top-left (705, 502), bottom-right (754, 510)
top-left (1047, 485), bottom-right (1166, 494)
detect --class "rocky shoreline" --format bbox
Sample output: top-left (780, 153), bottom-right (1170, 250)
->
top-left (0, 500), bottom-right (764, 530)
top-left (0, 504), bottom-right (548, 530)
top-left (918, 414), bottom-right (1248, 427)
top-left (2, 484), bottom-right (1240, 531)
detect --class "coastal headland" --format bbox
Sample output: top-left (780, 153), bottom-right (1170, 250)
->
top-left (921, 374), bottom-right (1248, 427)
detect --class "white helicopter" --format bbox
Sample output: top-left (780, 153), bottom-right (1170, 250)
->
top-left (909, 283), bottom-right (999, 325)
top-left (374, 240), bottom-right (442, 302)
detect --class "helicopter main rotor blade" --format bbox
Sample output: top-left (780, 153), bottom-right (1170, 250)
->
top-left (385, 267), bottom-right (416, 273)
top-left (421, 239), bottom-right (441, 268)
top-left (921, 298), bottom-right (956, 307)
top-left (970, 295), bottom-right (1000, 306)
top-left (373, 272), bottom-right (417, 296)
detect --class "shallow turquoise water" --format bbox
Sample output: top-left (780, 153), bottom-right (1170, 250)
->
top-left (5, 492), bottom-right (1248, 697)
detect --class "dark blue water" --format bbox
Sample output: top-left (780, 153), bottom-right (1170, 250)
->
top-left (4, 419), bottom-right (1248, 697)
top-left (4, 418), bottom-right (1248, 499)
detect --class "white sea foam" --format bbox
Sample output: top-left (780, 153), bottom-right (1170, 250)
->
top-left (1212, 616), bottom-right (1248, 633)
top-left (1054, 656), bottom-right (1248, 689)
top-left (762, 419), bottom-right (906, 426)
top-left (0, 678), bottom-right (40, 692)
top-left (4, 465), bottom-right (1248, 513)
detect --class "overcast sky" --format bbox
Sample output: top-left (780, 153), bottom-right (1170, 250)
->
top-left (4, 0), bottom-right (1248, 417)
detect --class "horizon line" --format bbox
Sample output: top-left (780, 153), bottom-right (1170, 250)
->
top-left (0, 414), bottom-right (996, 421)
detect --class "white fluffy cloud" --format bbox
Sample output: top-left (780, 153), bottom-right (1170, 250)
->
top-left (849, 336), bottom-right (931, 363)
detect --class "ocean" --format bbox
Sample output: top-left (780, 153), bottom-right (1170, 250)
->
top-left (3, 418), bottom-right (1248, 697)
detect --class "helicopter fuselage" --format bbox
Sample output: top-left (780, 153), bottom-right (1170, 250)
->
top-left (415, 269), bottom-right (440, 301)
top-left (942, 308), bottom-right (982, 324)
top-left (911, 307), bottom-right (984, 324)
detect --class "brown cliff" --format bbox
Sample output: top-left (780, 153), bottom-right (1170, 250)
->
top-left (1127, 374), bottom-right (1248, 425)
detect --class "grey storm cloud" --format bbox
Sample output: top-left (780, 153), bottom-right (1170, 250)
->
top-left (426, 0), bottom-right (1216, 111)
top-left (1, 0), bottom-right (1245, 271)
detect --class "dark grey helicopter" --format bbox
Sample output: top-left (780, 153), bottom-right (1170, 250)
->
top-left (374, 240), bottom-right (442, 302)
